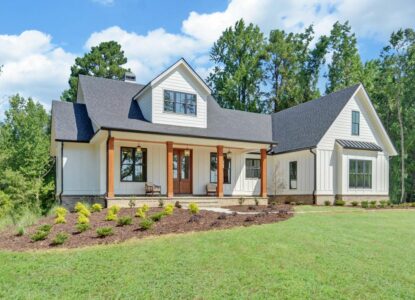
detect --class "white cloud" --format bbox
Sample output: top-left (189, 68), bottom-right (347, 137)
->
top-left (92, 0), bottom-right (114, 6)
top-left (0, 30), bottom-right (75, 117)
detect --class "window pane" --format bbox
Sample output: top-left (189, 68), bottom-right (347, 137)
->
top-left (349, 173), bottom-right (355, 188)
top-left (164, 90), bottom-right (197, 115)
top-left (121, 149), bottom-right (133, 164)
top-left (246, 159), bottom-right (260, 178)
top-left (173, 154), bottom-right (178, 179)
top-left (181, 155), bottom-right (189, 179)
top-left (210, 153), bottom-right (217, 183)
top-left (121, 164), bottom-right (133, 181)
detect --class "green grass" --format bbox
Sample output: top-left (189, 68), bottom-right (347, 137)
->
top-left (1, 208), bottom-right (415, 299)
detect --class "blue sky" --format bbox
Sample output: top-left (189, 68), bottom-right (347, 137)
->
top-left (0, 0), bottom-right (414, 116)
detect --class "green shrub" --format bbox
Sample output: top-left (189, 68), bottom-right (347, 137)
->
top-left (387, 201), bottom-right (392, 206)
top-left (96, 227), bottom-right (113, 238)
top-left (54, 215), bottom-right (66, 224)
top-left (351, 201), bottom-right (359, 207)
top-left (334, 200), bottom-right (345, 206)
top-left (105, 212), bottom-right (117, 221)
top-left (411, 202), bottom-right (415, 208)
top-left (109, 205), bottom-right (121, 214)
top-left (238, 197), bottom-right (245, 205)
top-left (75, 202), bottom-right (87, 213)
top-left (77, 214), bottom-right (89, 224)
top-left (139, 219), bottom-right (154, 230)
top-left (91, 203), bottom-right (103, 212)
top-left (163, 204), bottom-right (174, 215)
top-left (38, 224), bottom-right (52, 233)
top-left (379, 200), bottom-right (388, 208)
top-left (324, 201), bottom-right (331, 206)
top-left (188, 203), bottom-right (199, 214)
top-left (254, 198), bottom-right (259, 206)
top-left (158, 199), bottom-right (164, 208)
top-left (361, 201), bottom-right (369, 208)
top-left (31, 230), bottom-right (49, 242)
top-left (16, 226), bottom-right (25, 236)
top-left (117, 216), bottom-right (133, 226)
top-left (76, 223), bottom-right (90, 233)
top-left (150, 212), bottom-right (164, 222)
top-left (142, 204), bottom-right (150, 212)
top-left (52, 232), bottom-right (68, 246)
top-left (78, 207), bottom-right (91, 217)
top-left (369, 201), bottom-right (377, 208)
top-left (55, 207), bottom-right (68, 217)
top-left (135, 208), bottom-right (146, 219)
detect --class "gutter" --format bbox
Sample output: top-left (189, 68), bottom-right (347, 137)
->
top-left (59, 142), bottom-right (64, 204)
top-left (309, 148), bottom-right (317, 205)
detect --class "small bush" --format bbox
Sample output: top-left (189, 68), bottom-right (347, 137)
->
top-left (139, 219), bottom-right (154, 230)
top-left (16, 226), bottom-right (25, 236)
top-left (410, 202), bottom-right (415, 208)
top-left (128, 199), bottom-right (136, 209)
top-left (38, 224), bottom-right (52, 233)
top-left (361, 201), bottom-right (369, 208)
top-left (297, 201), bottom-right (304, 206)
top-left (91, 203), bottom-right (103, 212)
top-left (324, 200), bottom-right (331, 206)
top-left (369, 201), bottom-right (377, 208)
top-left (142, 204), bottom-right (150, 212)
top-left (31, 230), bottom-right (49, 242)
top-left (188, 214), bottom-right (202, 223)
top-left (55, 207), bottom-right (68, 217)
top-left (52, 232), bottom-right (68, 246)
top-left (254, 198), bottom-right (259, 206)
top-left (109, 205), bottom-right (121, 215)
top-left (77, 214), bottom-right (90, 224)
top-left (78, 207), bottom-right (91, 217)
top-left (163, 204), bottom-right (174, 215)
top-left (238, 197), bottom-right (245, 205)
top-left (175, 201), bottom-right (182, 209)
top-left (387, 201), bottom-right (392, 206)
top-left (379, 200), bottom-right (388, 208)
top-left (150, 212), bottom-right (164, 222)
top-left (76, 223), bottom-right (90, 233)
top-left (135, 208), bottom-right (146, 218)
top-left (117, 216), bottom-right (133, 226)
top-left (75, 202), bottom-right (87, 213)
top-left (96, 227), bottom-right (113, 238)
top-left (188, 203), bottom-right (199, 214)
top-left (158, 199), bottom-right (165, 208)
top-left (54, 215), bottom-right (66, 224)
top-left (105, 212), bottom-right (117, 221)
top-left (334, 200), bottom-right (345, 206)
top-left (351, 201), bottom-right (359, 207)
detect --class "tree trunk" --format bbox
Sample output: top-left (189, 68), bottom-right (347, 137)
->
top-left (397, 100), bottom-right (405, 203)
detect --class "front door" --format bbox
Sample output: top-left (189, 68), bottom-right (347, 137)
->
top-left (173, 149), bottom-right (192, 194)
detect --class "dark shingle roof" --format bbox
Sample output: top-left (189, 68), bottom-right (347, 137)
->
top-left (75, 75), bottom-right (273, 144)
top-left (52, 101), bottom-right (94, 142)
top-left (270, 84), bottom-right (361, 154)
top-left (336, 139), bottom-right (382, 151)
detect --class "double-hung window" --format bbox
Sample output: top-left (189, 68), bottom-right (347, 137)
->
top-left (349, 159), bottom-right (372, 189)
top-left (245, 159), bottom-right (260, 179)
top-left (120, 147), bottom-right (147, 182)
top-left (164, 90), bottom-right (197, 115)
top-left (352, 111), bottom-right (360, 135)
top-left (289, 161), bottom-right (297, 189)
top-left (210, 153), bottom-right (231, 183)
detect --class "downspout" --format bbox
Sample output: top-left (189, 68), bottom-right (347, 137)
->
top-left (309, 148), bottom-right (317, 205)
top-left (59, 142), bottom-right (64, 204)
top-left (106, 130), bottom-right (111, 198)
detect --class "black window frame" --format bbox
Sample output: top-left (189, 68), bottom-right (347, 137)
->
top-left (120, 147), bottom-right (147, 182)
top-left (289, 161), bottom-right (297, 190)
top-left (349, 159), bottom-right (372, 189)
top-left (210, 153), bottom-right (231, 184)
top-left (163, 90), bottom-right (197, 116)
top-left (245, 158), bottom-right (261, 179)
top-left (352, 111), bottom-right (360, 136)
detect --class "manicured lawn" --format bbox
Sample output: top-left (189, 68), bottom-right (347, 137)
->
top-left (1, 207), bottom-right (415, 299)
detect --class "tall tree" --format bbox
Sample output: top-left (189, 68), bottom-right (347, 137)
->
top-left (326, 21), bottom-right (363, 93)
top-left (61, 41), bottom-right (130, 102)
top-left (266, 25), bottom-right (328, 112)
top-left (208, 19), bottom-right (267, 112)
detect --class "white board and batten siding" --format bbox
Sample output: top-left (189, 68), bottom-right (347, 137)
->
top-left (316, 92), bottom-right (390, 196)
top-left (267, 150), bottom-right (315, 196)
top-left (137, 64), bottom-right (208, 128)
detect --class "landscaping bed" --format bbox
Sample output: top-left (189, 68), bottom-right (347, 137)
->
top-left (0, 206), bottom-right (292, 251)
top-left (223, 204), bottom-right (292, 213)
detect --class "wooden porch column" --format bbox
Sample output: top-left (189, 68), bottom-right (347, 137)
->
top-left (260, 148), bottom-right (267, 197)
top-left (107, 137), bottom-right (115, 198)
top-left (166, 141), bottom-right (174, 198)
top-left (217, 145), bottom-right (224, 197)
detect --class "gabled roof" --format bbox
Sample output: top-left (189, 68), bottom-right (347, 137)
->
top-left (336, 139), bottom-right (382, 151)
top-left (60, 75), bottom-right (274, 144)
top-left (270, 84), bottom-right (361, 154)
top-left (51, 101), bottom-right (94, 142)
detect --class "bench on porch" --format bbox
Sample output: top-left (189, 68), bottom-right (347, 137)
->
top-left (145, 182), bottom-right (161, 196)
top-left (206, 183), bottom-right (217, 196)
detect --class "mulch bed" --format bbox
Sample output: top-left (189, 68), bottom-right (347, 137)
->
top-left (223, 204), bottom-right (292, 213)
top-left (0, 207), bottom-right (293, 251)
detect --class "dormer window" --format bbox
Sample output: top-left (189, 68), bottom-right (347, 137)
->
top-left (352, 111), bottom-right (360, 135)
top-left (164, 90), bottom-right (197, 115)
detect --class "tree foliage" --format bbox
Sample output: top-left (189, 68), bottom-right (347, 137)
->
top-left (61, 41), bottom-right (130, 102)
top-left (208, 19), bottom-right (267, 112)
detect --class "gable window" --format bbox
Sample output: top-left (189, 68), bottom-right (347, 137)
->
top-left (289, 161), bottom-right (297, 189)
top-left (164, 90), bottom-right (197, 115)
top-left (210, 153), bottom-right (231, 183)
top-left (352, 111), bottom-right (360, 135)
top-left (349, 159), bottom-right (372, 189)
top-left (120, 147), bottom-right (147, 182)
top-left (246, 158), bottom-right (260, 179)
